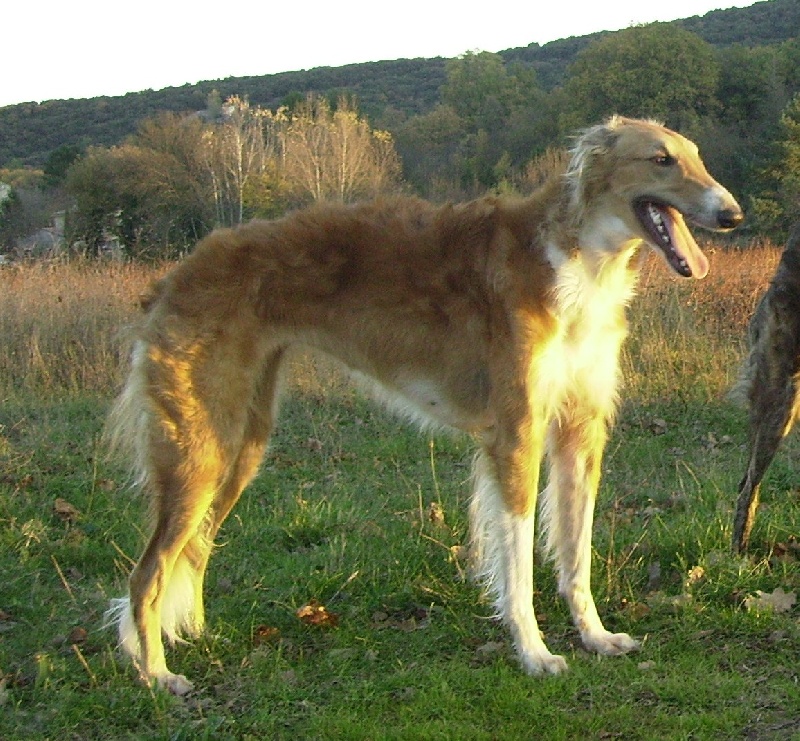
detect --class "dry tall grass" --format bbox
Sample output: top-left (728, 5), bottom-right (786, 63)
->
top-left (0, 242), bottom-right (783, 401)
top-left (624, 240), bottom-right (780, 401)
top-left (0, 259), bottom-right (169, 397)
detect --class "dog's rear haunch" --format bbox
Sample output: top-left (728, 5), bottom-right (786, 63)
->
top-left (106, 116), bottom-right (742, 694)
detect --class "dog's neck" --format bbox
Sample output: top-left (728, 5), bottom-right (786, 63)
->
top-left (532, 177), bottom-right (643, 285)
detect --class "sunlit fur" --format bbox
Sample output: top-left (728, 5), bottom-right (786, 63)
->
top-left (105, 116), bottom-right (742, 693)
top-left (730, 222), bottom-right (800, 552)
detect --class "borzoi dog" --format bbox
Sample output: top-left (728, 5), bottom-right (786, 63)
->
top-left (105, 116), bottom-right (743, 693)
top-left (731, 222), bottom-right (800, 552)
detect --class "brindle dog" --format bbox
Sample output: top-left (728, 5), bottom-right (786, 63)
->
top-left (732, 222), bottom-right (800, 552)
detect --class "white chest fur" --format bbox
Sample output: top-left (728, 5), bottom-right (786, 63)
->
top-left (533, 244), bottom-right (639, 417)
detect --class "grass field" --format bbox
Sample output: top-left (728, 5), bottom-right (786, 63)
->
top-left (2, 244), bottom-right (800, 740)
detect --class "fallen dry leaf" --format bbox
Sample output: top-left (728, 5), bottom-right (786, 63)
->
top-left (68, 627), bottom-right (87, 644)
top-left (371, 604), bottom-right (430, 631)
top-left (744, 587), bottom-right (797, 614)
top-left (685, 565), bottom-right (706, 588)
top-left (296, 599), bottom-right (339, 628)
top-left (253, 624), bottom-right (281, 645)
top-left (428, 501), bottom-right (445, 527)
top-left (305, 437), bottom-right (323, 452)
top-left (475, 641), bottom-right (505, 656)
top-left (623, 602), bottom-right (651, 620)
top-left (771, 539), bottom-right (800, 563)
top-left (53, 498), bottom-right (80, 523)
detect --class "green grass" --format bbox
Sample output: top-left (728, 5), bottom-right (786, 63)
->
top-left (2, 249), bottom-right (800, 739)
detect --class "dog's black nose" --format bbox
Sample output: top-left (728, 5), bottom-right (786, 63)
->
top-left (717, 208), bottom-right (744, 229)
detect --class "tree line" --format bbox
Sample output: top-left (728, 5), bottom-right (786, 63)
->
top-left (59, 95), bottom-right (401, 256)
top-left (2, 0), bottom-right (798, 169)
top-left (2, 18), bottom-right (800, 255)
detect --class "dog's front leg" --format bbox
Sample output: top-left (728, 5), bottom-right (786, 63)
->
top-left (471, 421), bottom-right (568, 676)
top-left (501, 504), bottom-right (568, 676)
top-left (545, 413), bottom-right (639, 658)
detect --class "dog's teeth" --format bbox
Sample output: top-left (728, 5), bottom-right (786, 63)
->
top-left (647, 204), bottom-right (670, 244)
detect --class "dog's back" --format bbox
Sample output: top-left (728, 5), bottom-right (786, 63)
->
top-left (731, 222), bottom-right (800, 407)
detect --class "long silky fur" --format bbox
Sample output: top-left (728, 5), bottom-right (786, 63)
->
top-left (104, 116), bottom-right (743, 690)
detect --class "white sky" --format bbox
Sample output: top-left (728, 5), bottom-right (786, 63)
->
top-left (2, 0), bottom-right (758, 108)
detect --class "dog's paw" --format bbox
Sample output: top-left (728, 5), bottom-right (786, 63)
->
top-left (583, 630), bottom-right (640, 657)
top-left (519, 648), bottom-right (569, 676)
top-left (150, 671), bottom-right (194, 696)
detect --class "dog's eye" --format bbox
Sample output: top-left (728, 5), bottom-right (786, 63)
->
top-left (652, 153), bottom-right (676, 167)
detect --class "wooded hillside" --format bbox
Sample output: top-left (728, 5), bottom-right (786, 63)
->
top-left (1, 0), bottom-right (799, 252)
top-left (0, 0), bottom-right (797, 168)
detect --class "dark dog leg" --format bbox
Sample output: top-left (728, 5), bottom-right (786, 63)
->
top-left (734, 467), bottom-right (764, 554)
top-left (733, 390), bottom-right (795, 552)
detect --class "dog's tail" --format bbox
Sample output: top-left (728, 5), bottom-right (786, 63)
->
top-left (728, 294), bottom-right (766, 409)
top-left (103, 339), bottom-right (154, 660)
top-left (104, 339), bottom-right (153, 491)
top-left (104, 557), bottom-right (205, 664)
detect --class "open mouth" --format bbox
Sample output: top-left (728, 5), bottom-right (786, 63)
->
top-left (633, 198), bottom-right (709, 279)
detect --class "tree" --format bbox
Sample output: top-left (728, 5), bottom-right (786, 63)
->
top-left (279, 95), bottom-right (401, 203)
top-left (0, 186), bottom-right (25, 250)
top-left (66, 137), bottom-right (214, 257)
top-left (43, 144), bottom-right (83, 188)
top-left (395, 104), bottom-right (464, 194)
top-left (716, 45), bottom-right (783, 127)
top-left (201, 97), bottom-right (277, 225)
top-left (561, 24), bottom-right (720, 132)
top-left (750, 93), bottom-right (800, 236)
top-left (63, 95), bottom-right (403, 257)
top-left (66, 146), bottom-right (133, 255)
top-left (133, 113), bottom-right (215, 240)
top-left (441, 51), bottom-right (514, 131)
top-left (401, 52), bottom-right (549, 193)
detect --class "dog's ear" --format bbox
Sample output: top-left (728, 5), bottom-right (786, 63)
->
top-left (575, 117), bottom-right (623, 158)
top-left (565, 118), bottom-right (623, 219)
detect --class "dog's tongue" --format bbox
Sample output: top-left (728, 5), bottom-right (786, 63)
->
top-left (637, 202), bottom-right (709, 279)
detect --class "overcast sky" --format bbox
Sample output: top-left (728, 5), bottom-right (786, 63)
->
top-left (1, 0), bottom-right (758, 108)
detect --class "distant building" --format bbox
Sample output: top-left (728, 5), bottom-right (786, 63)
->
top-left (16, 211), bottom-right (65, 257)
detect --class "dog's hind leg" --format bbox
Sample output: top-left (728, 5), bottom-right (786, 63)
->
top-left (734, 384), bottom-right (796, 552)
top-left (123, 436), bottom-right (225, 695)
top-left (543, 411), bottom-right (640, 657)
top-left (184, 349), bottom-right (286, 635)
top-left (117, 347), bottom-right (284, 695)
